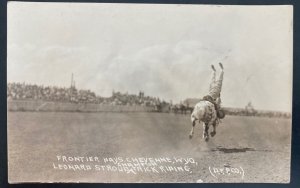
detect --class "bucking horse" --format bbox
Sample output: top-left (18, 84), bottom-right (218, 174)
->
top-left (189, 100), bottom-right (219, 142)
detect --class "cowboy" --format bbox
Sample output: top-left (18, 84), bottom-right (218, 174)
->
top-left (202, 62), bottom-right (225, 119)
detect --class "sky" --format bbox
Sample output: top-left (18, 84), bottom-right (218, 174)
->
top-left (7, 2), bottom-right (293, 112)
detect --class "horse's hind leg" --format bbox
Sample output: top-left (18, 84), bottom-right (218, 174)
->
top-left (203, 123), bottom-right (209, 142)
top-left (189, 116), bottom-right (196, 139)
top-left (210, 121), bottom-right (217, 137)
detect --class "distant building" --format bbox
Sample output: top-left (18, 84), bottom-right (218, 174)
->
top-left (139, 91), bottom-right (144, 99)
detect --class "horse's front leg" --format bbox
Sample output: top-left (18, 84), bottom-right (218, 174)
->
top-left (203, 123), bottom-right (209, 142)
top-left (189, 116), bottom-right (197, 139)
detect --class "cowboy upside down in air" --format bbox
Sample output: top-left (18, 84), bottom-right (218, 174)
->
top-left (203, 62), bottom-right (225, 121)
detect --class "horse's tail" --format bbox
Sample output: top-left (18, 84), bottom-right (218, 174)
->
top-left (191, 104), bottom-right (205, 122)
top-left (191, 113), bottom-right (197, 122)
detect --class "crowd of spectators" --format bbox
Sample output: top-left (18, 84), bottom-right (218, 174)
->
top-left (7, 82), bottom-right (165, 107)
top-left (110, 91), bottom-right (164, 106)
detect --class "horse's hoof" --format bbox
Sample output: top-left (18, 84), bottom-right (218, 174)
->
top-left (189, 134), bottom-right (193, 139)
top-left (205, 137), bottom-right (209, 142)
top-left (210, 131), bottom-right (216, 137)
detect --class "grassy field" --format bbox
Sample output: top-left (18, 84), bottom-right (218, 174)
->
top-left (8, 112), bottom-right (291, 183)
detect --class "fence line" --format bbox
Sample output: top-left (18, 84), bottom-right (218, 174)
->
top-left (7, 100), bottom-right (156, 112)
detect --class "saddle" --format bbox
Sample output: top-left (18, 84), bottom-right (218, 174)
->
top-left (202, 95), bottom-right (225, 119)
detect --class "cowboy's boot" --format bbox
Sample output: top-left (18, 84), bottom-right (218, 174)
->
top-left (219, 62), bottom-right (224, 70)
top-left (211, 65), bottom-right (216, 71)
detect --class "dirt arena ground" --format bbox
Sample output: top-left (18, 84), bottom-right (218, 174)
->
top-left (8, 112), bottom-right (291, 183)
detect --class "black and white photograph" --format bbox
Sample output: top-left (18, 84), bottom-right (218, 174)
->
top-left (7, 2), bottom-right (293, 183)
